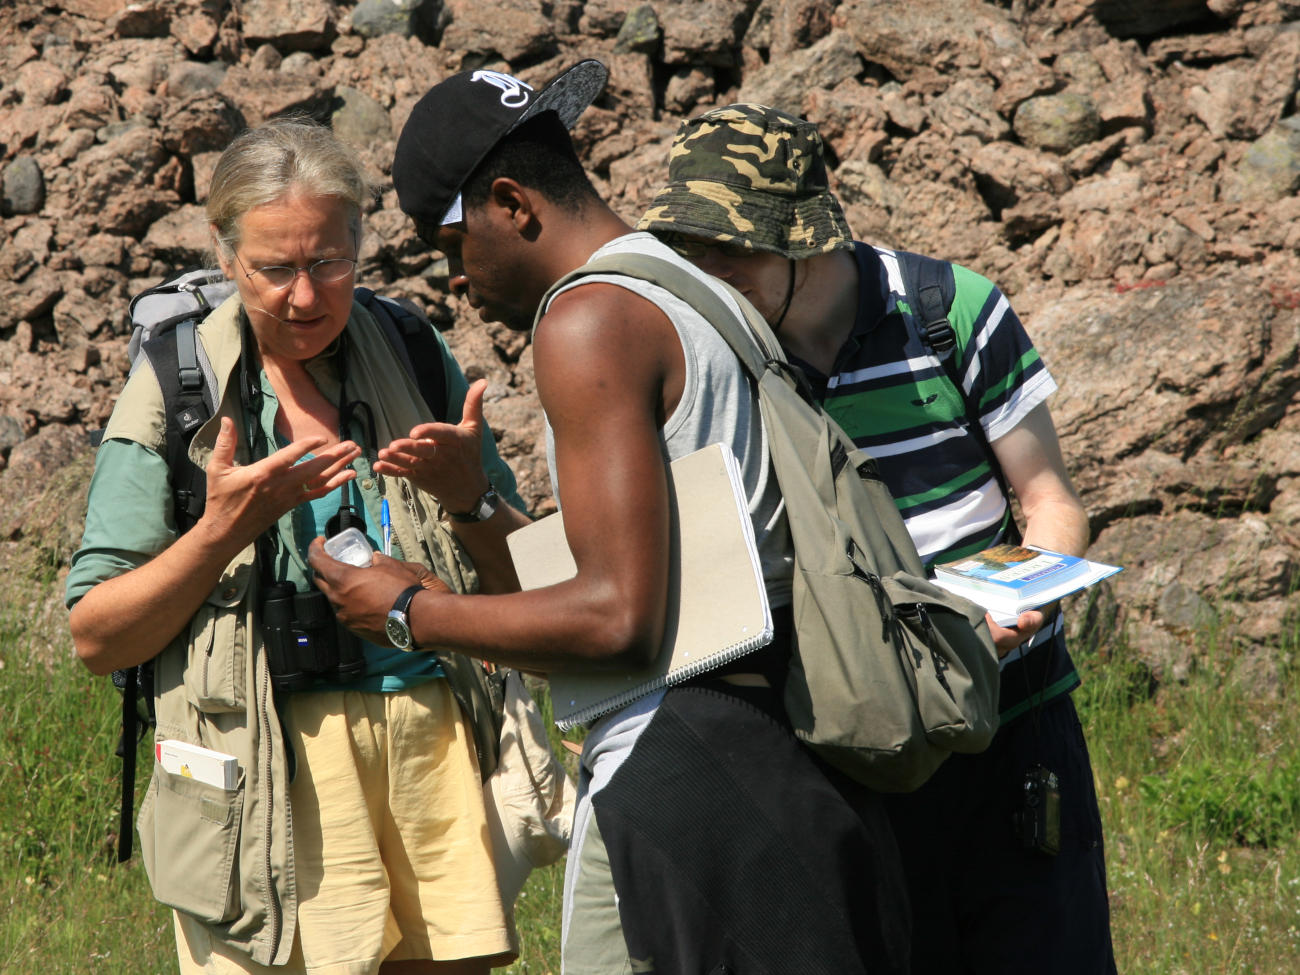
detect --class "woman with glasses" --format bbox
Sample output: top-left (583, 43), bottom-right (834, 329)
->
top-left (67, 118), bottom-right (528, 975)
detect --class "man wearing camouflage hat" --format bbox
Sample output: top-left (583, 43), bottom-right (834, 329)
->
top-left (639, 103), bottom-right (1117, 975)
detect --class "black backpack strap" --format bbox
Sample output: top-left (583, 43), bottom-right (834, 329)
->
top-left (111, 321), bottom-right (211, 861)
top-left (896, 250), bottom-right (968, 407)
top-left (110, 660), bottom-right (155, 862)
top-left (912, 260), bottom-right (958, 358)
top-left (142, 321), bottom-right (211, 532)
top-left (116, 666), bottom-right (138, 862)
top-left (356, 287), bottom-right (450, 422)
top-left (896, 250), bottom-right (1021, 543)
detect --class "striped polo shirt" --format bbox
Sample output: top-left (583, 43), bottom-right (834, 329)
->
top-left (790, 242), bottom-right (1078, 720)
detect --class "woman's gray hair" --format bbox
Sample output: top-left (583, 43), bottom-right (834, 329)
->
top-left (206, 116), bottom-right (373, 261)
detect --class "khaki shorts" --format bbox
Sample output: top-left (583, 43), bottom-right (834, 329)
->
top-left (176, 679), bottom-right (512, 974)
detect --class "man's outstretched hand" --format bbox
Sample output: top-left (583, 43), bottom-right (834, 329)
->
top-left (986, 604), bottom-right (1057, 658)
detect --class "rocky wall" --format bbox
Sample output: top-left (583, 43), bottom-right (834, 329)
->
top-left (4, 0), bottom-right (1300, 689)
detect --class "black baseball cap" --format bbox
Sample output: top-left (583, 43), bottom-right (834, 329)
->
top-left (393, 59), bottom-right (608, 229)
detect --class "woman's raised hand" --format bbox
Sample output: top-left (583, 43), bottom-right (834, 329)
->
top-left (197, 416), bottom-right (361, 553)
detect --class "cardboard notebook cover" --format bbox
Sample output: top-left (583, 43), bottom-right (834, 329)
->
top-left (507, 442), bottom-right (774, 730)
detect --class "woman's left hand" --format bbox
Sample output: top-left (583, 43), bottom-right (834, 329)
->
top-left (374, 378), bottom-right (491, 511)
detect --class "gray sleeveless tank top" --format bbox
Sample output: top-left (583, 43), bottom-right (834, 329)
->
top-left (542, 232), bottom-right (792, 606)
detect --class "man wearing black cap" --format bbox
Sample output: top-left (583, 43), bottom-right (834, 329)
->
top-left (638, 103), bottom-right (1116, 975)
top-left (310, 62), bottom-right (910, 973)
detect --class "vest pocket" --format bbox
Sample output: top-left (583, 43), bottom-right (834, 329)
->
top-left (185, 595), bottom-right (247, 713)
top-left (138, 765), bottom-right (246, 923)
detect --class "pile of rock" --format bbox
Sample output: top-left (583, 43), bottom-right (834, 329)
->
top-left (3, 0), bottom-right (1300, 687)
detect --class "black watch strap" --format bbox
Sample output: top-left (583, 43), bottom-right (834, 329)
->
top-left (393, 583), bottom-right (421, 616)
top-left (385, 584), bottom-right (423, 651)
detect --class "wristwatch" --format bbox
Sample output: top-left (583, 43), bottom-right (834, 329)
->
top-left (385, 584), bottom-right (423, 650)
top-left (449, 485), bottom-right (499, 523)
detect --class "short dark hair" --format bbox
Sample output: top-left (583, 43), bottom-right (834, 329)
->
top-left (460, 111), bottom-right (599, 214)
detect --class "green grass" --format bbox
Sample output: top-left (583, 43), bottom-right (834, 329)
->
top-left (0, 634), bottom-right (175, 972)
top-left (9, 591), bottom-right (1300, 974)
top-left (0, 611), bottom-right (571, 975)
top-left (502, 862), bottom-right (565, 974)
top-left (1076, 625), bottom-right (1300, 973)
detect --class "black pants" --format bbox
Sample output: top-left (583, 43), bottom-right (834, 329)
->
top-left (594, 680), bottom-right (911, 975)
top-left (884, 693), bottom-right (1117, 975)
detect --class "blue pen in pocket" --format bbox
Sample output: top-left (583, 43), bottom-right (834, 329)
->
top-left (381, 498), bottom-right (392, 556)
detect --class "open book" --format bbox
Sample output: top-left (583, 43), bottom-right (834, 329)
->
top-left (507, 442), bottom-right (773, 730)
top-left (933, 543), bottom-right (1122, 626)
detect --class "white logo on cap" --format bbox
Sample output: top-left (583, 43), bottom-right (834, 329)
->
top-left (471, 70), bottom-right (534, 109)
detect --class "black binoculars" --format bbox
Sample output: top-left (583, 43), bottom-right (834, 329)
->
top-left (261, 582), bottom-right (366, 692)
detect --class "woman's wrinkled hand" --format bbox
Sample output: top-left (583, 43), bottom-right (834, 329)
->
top-left (197, 416), bottom-right (360, 553)
top-left (374, 378), bottom-right (491, 512)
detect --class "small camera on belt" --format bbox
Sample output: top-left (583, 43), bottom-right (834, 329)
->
top-left (261, 581), bottom-right (366, 692)
top-left (1013, 764), bottom-right (1061, 856)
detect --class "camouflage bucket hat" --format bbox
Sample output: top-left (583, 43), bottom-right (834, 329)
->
top-left (637, 103), bottom-right (852, 260)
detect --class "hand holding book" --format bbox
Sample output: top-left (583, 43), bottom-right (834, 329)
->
top-left (932, 543), bottom-right (1122, 628)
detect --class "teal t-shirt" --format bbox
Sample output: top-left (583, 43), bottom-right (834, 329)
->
top-left (290, 473), bottom-right (444, 692)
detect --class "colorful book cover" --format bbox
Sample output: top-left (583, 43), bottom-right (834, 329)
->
top-left (933, 545), bottom-right (1122, 626)
top-left (934, 544), bottom-right (1090, 599)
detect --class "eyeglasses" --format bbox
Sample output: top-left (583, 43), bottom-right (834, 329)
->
top-left (658, 233), bottom-right (754, 260)
top-left (235, 253), bottom-right (357, 291)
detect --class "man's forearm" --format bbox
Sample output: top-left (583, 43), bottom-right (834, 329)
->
top-left (308, 537), bottom-right (666, 675)
top-left (448, 501), bottom-right (532, 593)
top-left (1019, 495), bottom-right (1090, 558)
top-left (404, 583), bottom-right (662, 673)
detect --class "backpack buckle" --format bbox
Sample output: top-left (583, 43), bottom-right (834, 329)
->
top-left (922, 317), bottom-right (956, 354)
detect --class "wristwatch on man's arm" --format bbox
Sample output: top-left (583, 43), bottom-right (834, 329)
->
top-left (385, 584), bottom-right (423, 650)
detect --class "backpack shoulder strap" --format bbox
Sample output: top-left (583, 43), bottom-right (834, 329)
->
top-left (141, 320), bottom-right (212, 532)
top-left (541, 252), bottom-right (817, 399)
top-left (897, 250), bottom-right (990, 444)
top-left (113, 318), bottom-right (212, 862)
top-left (115, 665), bottom-right (140, 862)
top-left (895, 250), bottom-right (1021, 541)
top-left (899, 250), bottom-right (958, 358)
top-left (356, 287), bottom-right (450, 422)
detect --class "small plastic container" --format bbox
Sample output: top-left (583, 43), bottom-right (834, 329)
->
top-left (322, 526), bottom-right (374, 567)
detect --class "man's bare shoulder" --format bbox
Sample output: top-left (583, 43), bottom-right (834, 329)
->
top-left (533, 277), bottom-right (684, 428)
top-left (539, 278), bottom-right (675, 343)
top-left (534, 279), bottom-right (680, 377)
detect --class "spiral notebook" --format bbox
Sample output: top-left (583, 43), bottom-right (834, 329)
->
top-left (507, 442), bottom-right (774, 730)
